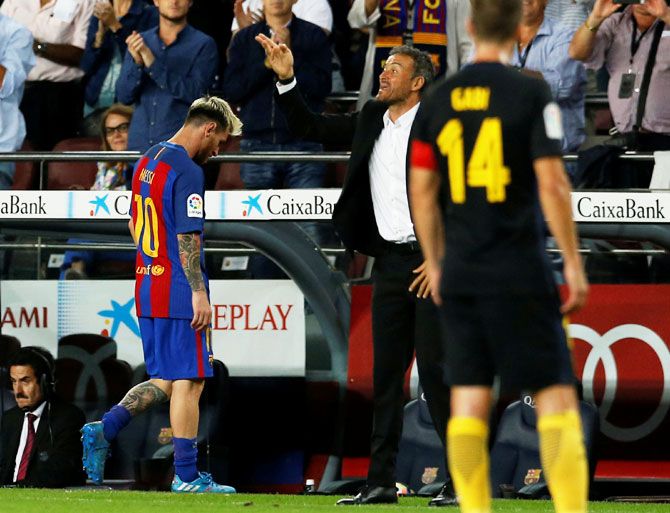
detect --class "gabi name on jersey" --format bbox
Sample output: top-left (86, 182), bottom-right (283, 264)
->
top-left (451, 87), bottom-right (491, 111)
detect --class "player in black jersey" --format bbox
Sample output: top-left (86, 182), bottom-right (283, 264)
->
top-left (408, 0), bottom-right (589, 512)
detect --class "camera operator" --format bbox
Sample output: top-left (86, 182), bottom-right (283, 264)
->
top-left (569, 0), bottom-right (670, 155)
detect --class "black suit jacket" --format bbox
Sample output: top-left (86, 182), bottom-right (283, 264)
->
top-left (277, 86), bottom-right (402, 257)
top-left (0, 399), bottom-right (86, 487)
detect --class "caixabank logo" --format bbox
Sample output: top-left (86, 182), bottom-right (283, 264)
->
top-left (240, 191), bottom-right (335, 219)
top-left (87, 192), bottom-right (131, 217)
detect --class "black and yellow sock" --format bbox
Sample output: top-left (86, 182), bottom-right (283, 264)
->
top-left (537, 410), bottom-right (588, 513)
top-left (447, 417), bottom-right (491, 513)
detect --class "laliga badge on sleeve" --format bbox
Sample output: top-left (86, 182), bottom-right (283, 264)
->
top-left (187, 193), bottom-right (204, 218)
top-left (542, 102), bottom-right (564, 141)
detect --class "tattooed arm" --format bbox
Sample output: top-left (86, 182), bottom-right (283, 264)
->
top-left (177, 232), bottom-right (212, 330)
top-left (119, 380), bottom-right (169, 416)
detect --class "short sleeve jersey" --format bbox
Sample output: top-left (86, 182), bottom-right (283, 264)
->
top-left (131, 142), bottom-right (207, 318)
top-left (411, 62), bottom-right (564, 296)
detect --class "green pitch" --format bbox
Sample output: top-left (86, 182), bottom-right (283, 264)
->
top-left (1, 490), bottom-right (669, 513)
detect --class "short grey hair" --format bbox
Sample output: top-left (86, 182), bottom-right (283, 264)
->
top-left (186, 96), bottom-right (243, 136)
top-left (389, 45), bottom-right (436, 92)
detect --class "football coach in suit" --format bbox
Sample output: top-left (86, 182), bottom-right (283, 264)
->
top-left (256, 34), bottom-right (454, 507)
top-left (0, 346), bottom-right (85, 487)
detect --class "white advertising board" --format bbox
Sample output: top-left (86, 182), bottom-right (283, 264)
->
top-left (0, 280), bottom-right (305, 377)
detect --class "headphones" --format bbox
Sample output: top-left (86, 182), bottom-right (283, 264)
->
top-left (23, 347), bottom-right (56, 401)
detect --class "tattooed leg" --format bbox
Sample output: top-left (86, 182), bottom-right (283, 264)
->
top-left (119, 380), bottom-right (170, 417)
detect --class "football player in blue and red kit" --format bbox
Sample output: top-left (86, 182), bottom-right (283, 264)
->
top-left (81, 96), bottom-right (242, 493)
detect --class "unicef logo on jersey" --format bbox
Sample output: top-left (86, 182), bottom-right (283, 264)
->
top-left (187, 193), bottom-right (203, 218)
top-left (136, 264), bottom-right (165, 276)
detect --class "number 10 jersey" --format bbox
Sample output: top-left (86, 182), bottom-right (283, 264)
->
top-left (131, 141), bottom-right (208, 319)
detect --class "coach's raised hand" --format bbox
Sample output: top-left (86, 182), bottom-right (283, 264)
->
top-left (255, 33), bottom-right (294, 80)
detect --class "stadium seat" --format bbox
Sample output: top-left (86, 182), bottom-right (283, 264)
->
top-left (0, 334), bottom-right (21, 367)
top-left (0, 335), bottom-right (21, 413)
top-left (490, 394), bottom-right (599, 498)
top-left (110, 359), bottom-right (231, 485)
top-left (55, 333), bottom-right (133, 419)
top-left (47, 137), bottom-right (100, 190)
top-left (215, 136), bottom-right (245, 190)
top-left (11, 140), bottom-right (38, 190)
top-left (320, 384), bottom-right (446, 496)
top-left (396, 386), bottom-right (448, 494)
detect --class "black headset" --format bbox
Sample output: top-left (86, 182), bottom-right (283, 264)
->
top-left (23, 347), bottom-right (56, 401)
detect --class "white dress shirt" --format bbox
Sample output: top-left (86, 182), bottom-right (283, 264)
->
top-left (276, 79), bottom-right (418, 243)
top-left (0, 13), bottom-right (35, 152)
top-left (13, 401), bottom-right (46, 483)
top-left (369, 103), bottom-right (419, 244)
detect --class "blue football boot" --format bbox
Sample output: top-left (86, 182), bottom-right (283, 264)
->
top-left (80, 421), bottom-right (110, 485)
top-left (171, 472), bottom-right (236, 493)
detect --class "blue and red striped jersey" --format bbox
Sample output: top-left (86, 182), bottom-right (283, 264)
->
top-left (131, 142), bottom-right (208, 319)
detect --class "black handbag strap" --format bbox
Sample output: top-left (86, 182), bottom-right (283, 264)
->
top-left (634, 21), bottom-right (665, 133)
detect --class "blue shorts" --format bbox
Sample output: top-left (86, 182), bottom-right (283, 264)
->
top-left (139, 317), bottom-right (214, 380)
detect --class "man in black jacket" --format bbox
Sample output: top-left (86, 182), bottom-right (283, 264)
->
top-left (0, 347), bottom-right (85, 488)
top-left (256, 34), bottom-right (454, 507)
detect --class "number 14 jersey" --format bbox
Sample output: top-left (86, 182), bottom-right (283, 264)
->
top-left (411, 62), bottom-right (564, 296)
top-left (131, 141), bottom-right (208, 319)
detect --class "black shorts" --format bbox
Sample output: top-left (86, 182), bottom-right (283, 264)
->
top-left (440, 293), bottom-right (575, 393)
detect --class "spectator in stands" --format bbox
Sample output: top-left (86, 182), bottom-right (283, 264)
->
top-left (232, 0), bottom-right (333, 33)
top-left (81, 0), bottom-right (157, 117)
top-left (0, 347), bottom-right (86, 488)
top-left (231, 0), bottom-right (344, 93)
top-left (116, 0), bottom-right (218, 152)
top-left (223, 0), bottom-right (331, 277)
top-left (348, 0), bottom-right (472, 110)
top-left (569, 0), bottom-right (670, 150)
top-left (568, 0), bottom-right (669, 188)
top-left (0, 13), bottom-right (35, 189)
top-left (511, 0), bottom-right (586, 155)
top-left (0, 0), bottom-right (94, 151)
top-left (546, 0), bottom-right (593, 31)
top-left (257, 35), bottom-right (454, 507)
top-left (61, 103), bottom-right (135, 279)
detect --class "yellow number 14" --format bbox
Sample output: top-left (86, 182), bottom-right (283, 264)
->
top-left (436, 117), bottom-right (510, 204)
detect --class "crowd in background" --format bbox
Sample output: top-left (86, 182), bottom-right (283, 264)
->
top-left (0, 0), bottom-right (669, 190)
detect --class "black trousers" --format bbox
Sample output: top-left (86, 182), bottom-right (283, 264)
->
top-left (367, 248), bottom-right (450, 487)
top-left (20, 80), bottom-right (84, 150)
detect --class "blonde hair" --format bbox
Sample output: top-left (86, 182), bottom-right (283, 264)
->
top-left (186, 96), bottom-right (243, 136)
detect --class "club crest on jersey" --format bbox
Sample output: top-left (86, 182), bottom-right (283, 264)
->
top-left (136, 264), bottom-right (165, 276)
top-left (187, 193), bottom-right (204, 218)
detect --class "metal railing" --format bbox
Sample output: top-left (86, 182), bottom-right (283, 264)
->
top-left (0, 150), bottom-right (657, 190)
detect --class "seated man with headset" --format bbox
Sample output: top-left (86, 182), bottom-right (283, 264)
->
top-left (0, 346), bottom-right (86, 487)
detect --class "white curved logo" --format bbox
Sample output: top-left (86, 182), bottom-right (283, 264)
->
top-left (570, 323), bottom-right (670, 442)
